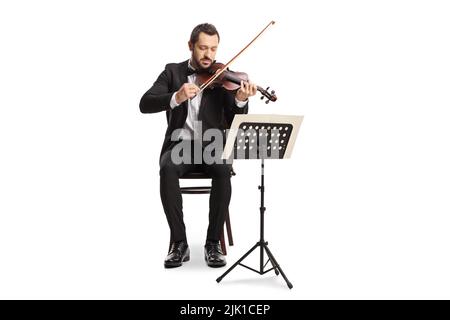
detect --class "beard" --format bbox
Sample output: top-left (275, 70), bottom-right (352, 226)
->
top-left (193, 56), bottom-right (213, 70)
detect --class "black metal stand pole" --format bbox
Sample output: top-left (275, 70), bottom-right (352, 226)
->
top-left (216, 159), bottom-right (293, 289)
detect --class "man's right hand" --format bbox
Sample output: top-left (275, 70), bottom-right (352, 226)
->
top-left (175, 83), bottom-right (200, 104)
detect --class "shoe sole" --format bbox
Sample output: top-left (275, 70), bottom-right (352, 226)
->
top-left (164, 255), bottom-right (190, 268)
top-left (207, 262), bottom-right (226, 268)
top-left (204, 256), bottom-right (226, 268)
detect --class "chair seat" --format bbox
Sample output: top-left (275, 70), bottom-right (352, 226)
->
top-left (181, 171), bottom-right (211, 179)
top-left (180, 170), bottom-right (212, 194)
top-left (180, 186), bottom-right (211, 194)
top-left (180, 167), bottom-right (236, 179)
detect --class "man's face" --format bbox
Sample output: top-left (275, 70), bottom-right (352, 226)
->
top-left (189, 32), bottom-right (219, 70)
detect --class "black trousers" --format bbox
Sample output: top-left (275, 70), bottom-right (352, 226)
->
top-left (159, 142), bottom-right (232, 244)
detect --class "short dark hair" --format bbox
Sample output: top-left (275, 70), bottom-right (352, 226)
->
top-left (189, 23), bottom-right (220, 45)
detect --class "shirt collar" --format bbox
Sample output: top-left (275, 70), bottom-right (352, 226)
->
top-left (188, 59), bottom-right (196, 73)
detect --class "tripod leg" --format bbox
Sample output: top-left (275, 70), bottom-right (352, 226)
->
top-left (262, 241), bottom-right (279, 275)
top-left (263, 242), bottom-right (279, 275)
top-left (268, 254), bottom-right (280, 275)
top-left (264, 245), bottom-right (293, 289)
top-left (216, 242), bottom-right (260, 283)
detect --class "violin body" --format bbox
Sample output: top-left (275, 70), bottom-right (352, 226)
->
top-left (197, 62), bottom-right (277, 104)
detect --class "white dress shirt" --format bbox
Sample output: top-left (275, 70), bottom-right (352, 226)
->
top-left (169, 60), bottom-right (247, 140)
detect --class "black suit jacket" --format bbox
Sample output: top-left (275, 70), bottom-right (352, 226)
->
top-left (139, 60), bottom-right (249, 160)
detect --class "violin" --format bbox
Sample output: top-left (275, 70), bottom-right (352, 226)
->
top-left (196, 62), bottom-right (277, 104)
top-left (193, 21), bottom-right (277, 104)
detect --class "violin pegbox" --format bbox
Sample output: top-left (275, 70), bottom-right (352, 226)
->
top-left (259, 86), bottom-right (277, 104)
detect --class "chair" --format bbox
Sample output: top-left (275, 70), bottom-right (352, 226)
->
top-left (180, 168), bottom-right (235, 255)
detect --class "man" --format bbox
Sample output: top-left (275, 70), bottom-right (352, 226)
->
top-left (139, 23), bottom-right (257, 268)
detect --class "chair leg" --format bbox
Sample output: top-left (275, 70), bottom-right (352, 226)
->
top-left (220, 231), bottom-right (227, 255)
top-left (225, 209), bottom-right (234, 246)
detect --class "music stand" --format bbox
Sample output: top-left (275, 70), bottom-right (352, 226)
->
top-left (216, 114), bottom-right (303, 289)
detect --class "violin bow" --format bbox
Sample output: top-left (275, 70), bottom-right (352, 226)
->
top-left (197, 20), bottom-right (276, 95)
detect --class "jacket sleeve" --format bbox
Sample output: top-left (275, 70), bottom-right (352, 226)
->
top-left (223, 90), bottom-right (249, 127)
top-left (139, 66), bottom-right (174, 114)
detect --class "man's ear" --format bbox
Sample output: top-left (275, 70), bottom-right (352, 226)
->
top-left (188, 41), bottom-right (193, 51)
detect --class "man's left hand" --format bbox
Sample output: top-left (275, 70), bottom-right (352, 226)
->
top-left (235, 80), bottom-right (257, 102)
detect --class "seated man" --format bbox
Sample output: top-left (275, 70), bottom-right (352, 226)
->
top-left (139, 23), bottom-right (257, 268)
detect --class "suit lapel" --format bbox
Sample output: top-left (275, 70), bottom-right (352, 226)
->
top-left (199, 87), bottom-right (209, 121)
top-left (176, 60), bottom-right (190, 121)
top-left (177, 59), bottom-right (189, 86)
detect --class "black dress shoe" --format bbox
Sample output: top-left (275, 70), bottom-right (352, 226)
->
top-left (164, 240), bottom-right (190, 268)
top-left (204, 240), bottom-right (226, 268)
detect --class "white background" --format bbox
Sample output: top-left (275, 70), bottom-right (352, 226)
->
top-left (1, 0), bottom-right (449, 299)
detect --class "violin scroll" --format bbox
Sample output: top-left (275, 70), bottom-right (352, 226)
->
top-left (259, 86), bottom-right (277, 104)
